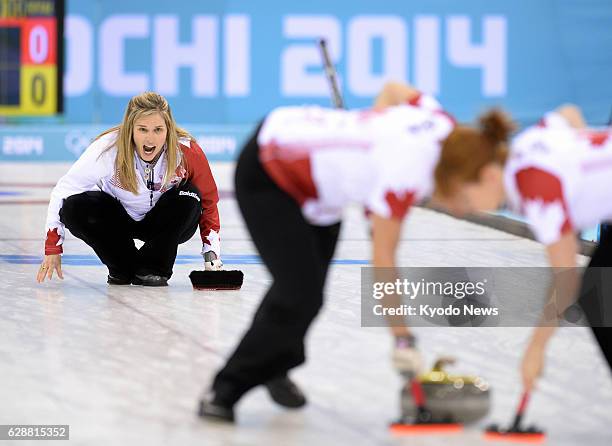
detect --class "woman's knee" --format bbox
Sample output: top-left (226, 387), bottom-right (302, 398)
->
top-left (60, 191), bottom-right (109, 228)
top-left (59, 195), bottom-right (79, 225)
top-left (178, 181), bottom-right (201, 196)
top-left (175, 185), bottom-right (202, 222)
top-left (161, 184), bottom-right (200, 241)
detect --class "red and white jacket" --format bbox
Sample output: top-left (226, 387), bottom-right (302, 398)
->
top-left (257, 94), bottom-right (455, 226)
top-left (506, 112), bottom-right (612, 245)
top-left (44, 131), bottom-right (221, 257)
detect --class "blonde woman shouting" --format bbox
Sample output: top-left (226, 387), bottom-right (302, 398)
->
top-left (37, 92), bottom-right (222, 286)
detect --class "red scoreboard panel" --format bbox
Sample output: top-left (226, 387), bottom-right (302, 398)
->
top-left (0, 0), bottom-right (64, 116)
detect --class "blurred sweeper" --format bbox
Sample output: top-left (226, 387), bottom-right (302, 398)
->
top-left (434, 104), bottom-right (612, 393)
top-left (198, 82), bottom-right (513, 422)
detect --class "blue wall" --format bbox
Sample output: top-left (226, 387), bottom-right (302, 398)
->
top-left (2, 0), bottom-right (612, 161)
top-left (61, 0), bottom-right (612, 125)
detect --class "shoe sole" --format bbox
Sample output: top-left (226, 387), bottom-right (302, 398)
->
top-left (107, 276), bottom-right (132, 285)
top-left (131, 278), bottom-right (168, 287)
top-left (197, 400), bottom-right (235, 423)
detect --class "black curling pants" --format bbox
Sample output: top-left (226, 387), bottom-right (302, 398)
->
top-left (577, 224), bottom-right (612, 373)
top-left (211, 125), bottom-right (341, 405)
top-left (59, 182), bottom-right (202, 279)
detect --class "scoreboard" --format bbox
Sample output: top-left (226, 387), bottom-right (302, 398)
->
top-left (0, 0), bottom-right (64, 116)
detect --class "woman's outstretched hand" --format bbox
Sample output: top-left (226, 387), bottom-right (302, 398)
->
top-left (37, 254), bottom-right (64, 283)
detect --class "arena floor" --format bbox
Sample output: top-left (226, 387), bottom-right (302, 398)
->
top-left (1, 162), bottom-right (611, 445)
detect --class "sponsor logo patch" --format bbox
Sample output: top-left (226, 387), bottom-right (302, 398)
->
top-left (179, 190), bottom-right (200, 201)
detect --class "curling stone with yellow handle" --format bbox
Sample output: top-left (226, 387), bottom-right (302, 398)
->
top-left (399, 356), bottom-right (491, 425)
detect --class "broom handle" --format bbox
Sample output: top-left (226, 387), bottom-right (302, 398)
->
top-left (318, 38), bottom-right (345, 109)
top-left (410, 376), bottom-right (427, 409)
top-left (511, 391), bottom-right (530, 429)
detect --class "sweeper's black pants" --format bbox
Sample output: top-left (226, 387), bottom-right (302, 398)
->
top-left (212, 126), bottom-right (341, 405)
top-left (59, 182), bottom-right (201, 279)
top-left (577, 224), bottom-right (612, 373)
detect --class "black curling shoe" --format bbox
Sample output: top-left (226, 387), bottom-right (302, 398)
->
top-left (107, 275), bottom-right (132, 285)
top-left (198, 392), bottom-right (235, 423)
top-left (265, 375), bottom-right (307, 408)
top-left (132, 274), bottom-right (168, 287)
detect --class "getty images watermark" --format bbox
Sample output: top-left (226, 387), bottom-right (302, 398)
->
top-left (361, 267), bottom-right (612, 327)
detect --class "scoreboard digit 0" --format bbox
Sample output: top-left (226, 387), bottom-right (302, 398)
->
top-left (0, 0), bottom-right (64, 116)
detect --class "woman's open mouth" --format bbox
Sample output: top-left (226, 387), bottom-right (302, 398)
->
top-left (143, 145), bottom-right (156, 155)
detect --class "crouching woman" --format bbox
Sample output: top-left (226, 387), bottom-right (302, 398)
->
top-left (37, 92), bottom-right (222, 286)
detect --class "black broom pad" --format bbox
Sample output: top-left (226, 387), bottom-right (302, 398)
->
top-left (189, 270), bottom-right (244, 290)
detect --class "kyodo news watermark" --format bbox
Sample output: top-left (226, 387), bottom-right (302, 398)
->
top-left (361, 267), bottom-right (612, 327)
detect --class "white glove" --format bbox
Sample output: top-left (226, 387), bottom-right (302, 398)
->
top-left (203, 251), bottom-right (223, 271)
top-left (392, 335), bottom-right (424, 375)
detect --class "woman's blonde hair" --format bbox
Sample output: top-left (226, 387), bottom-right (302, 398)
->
top-left (96, 91), bottom-right (193, 194)
top-left (434, 110), bottom-right (515, 197)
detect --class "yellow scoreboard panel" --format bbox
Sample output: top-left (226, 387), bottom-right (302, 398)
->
top-left (0, 0), bottom-right (64, 116)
